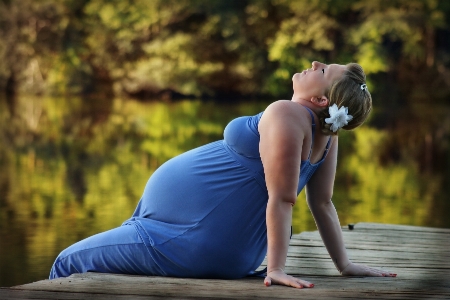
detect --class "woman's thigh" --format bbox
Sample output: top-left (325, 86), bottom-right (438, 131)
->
top-left (49, 224), bottom-right (159, 279)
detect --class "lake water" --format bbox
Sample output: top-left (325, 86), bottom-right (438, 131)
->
top-left (0, 95), bottom-right (448, 287)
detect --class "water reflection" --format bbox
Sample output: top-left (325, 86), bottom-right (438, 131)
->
top-left (0, 95), bottom-right (448, 287)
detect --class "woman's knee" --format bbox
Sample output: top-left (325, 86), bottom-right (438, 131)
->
top-left (49, 249), bottom-right (77, 279)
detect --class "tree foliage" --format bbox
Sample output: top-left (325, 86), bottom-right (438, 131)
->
top-left (0, 0), bottom-right (448, 100)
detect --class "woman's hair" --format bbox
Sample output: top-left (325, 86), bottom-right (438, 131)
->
top-left (318, 63), bottom-right (372, 135)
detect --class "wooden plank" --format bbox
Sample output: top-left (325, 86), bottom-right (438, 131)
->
top-left (6, 273), bottom-right (449, 300)
top-left (296, 230), bottom-right (450, 245)
top-left (0, 288), bottom-right (171, 300)
top-left (354, 223), bottom-right (450, 233)
top-left (287, 243), bottom-right (449, 258)
top-left (2, 223), bottom-right (449, 300)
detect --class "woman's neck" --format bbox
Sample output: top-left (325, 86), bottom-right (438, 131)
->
top-left (291, 97), bottom-right (322, 115)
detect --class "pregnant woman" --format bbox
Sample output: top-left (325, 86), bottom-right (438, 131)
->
top-left (50, 61), bottom-right (396, 289)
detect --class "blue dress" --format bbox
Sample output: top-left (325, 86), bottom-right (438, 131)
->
top-left (49, 107), bottom-right (330, 279)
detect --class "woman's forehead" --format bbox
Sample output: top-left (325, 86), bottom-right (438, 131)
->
top-left (329, 63), bottom-right (346, 70)
top-left (328, 64), bottom-right (346, 80)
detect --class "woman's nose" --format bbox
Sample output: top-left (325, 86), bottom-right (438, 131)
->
top-left (311, 61), bottom-right (322, 70)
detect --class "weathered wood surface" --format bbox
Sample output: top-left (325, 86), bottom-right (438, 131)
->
top-left (2, 222), bottom-right (449, 299)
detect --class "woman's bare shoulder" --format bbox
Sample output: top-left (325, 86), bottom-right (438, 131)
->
top-left (264, 100), bottom-right (295, 111)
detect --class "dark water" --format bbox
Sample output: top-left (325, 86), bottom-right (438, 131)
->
top-left (0, 95), bottom-right (448, 287)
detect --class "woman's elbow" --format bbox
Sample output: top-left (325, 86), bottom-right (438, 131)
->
top-left (268, 193), bottom-right (298, 207)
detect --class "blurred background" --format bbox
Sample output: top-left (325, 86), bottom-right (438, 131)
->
top-left (0, 0), bottom-right (449, 287)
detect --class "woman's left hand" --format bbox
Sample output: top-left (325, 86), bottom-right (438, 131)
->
top-left (340, 262), bottom-right (397, 277)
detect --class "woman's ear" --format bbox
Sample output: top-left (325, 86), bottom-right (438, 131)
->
top-left (310, 96), bottom-right (329, 107)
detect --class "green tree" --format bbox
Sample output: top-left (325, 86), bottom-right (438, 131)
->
top-left (265, 0), bottom-right (356, 96)
top-left (0, 0), bottom-right (68, 95)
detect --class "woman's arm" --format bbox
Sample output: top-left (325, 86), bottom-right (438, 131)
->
top-left (259, 101), bottom-right (314, 289)
top-left (305, 137), bottom-right (350, 271)
top-left (306, 137), bottom-right (396, 277)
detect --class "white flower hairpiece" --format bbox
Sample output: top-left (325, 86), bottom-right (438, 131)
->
top-left (325, 104), bottom-right (353, 132)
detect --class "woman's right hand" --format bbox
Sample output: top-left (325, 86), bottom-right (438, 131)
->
top-left (264, 269), bottom-right (315, 289)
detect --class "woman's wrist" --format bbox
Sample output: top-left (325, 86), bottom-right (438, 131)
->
top-left (267, 267), bottom-right (284, 274)
top-left (339, 261), bottom-right (352, 274)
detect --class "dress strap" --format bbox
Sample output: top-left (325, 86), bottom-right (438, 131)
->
top-left (321, 137), bottom-right (332, 160)
top-left (302, 106), bottom-right (315, 160)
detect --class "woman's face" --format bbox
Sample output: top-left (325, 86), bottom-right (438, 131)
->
top-left (292, 61), bottom-right (346, 101)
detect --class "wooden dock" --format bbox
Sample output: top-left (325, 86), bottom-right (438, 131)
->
top-left (1, 223), bottom-right (449, 299)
